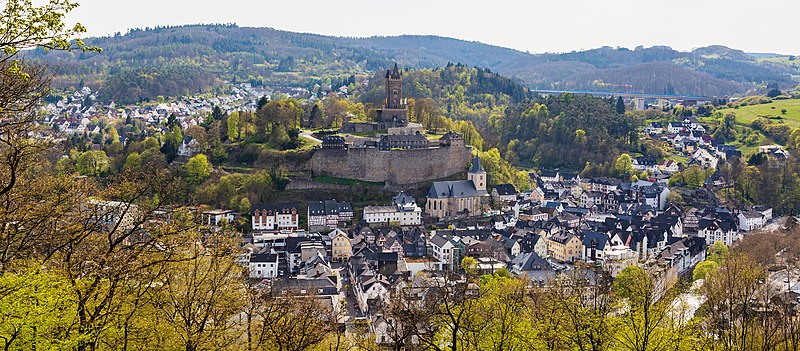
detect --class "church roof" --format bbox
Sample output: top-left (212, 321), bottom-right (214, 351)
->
top-left (427, 180), bottom-right (488, 199)
top-left (469, 156), bottom-right (485, 173)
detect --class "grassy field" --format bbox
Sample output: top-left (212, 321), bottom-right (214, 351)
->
top-left (311, 175), bottom-right (384, 187)
top-left (717, 99), bottom-right (800, 128)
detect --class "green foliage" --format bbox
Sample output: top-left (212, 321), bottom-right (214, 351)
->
top-left (475, 148), bottom-right (530, 191)
top-left (184, 154), bottom-right (212, 185)
top-left (76, 150), bottom-right (109, 176)
top-left (693, 260), bottom-right (719, 280)
top-left (613, 266), bottom-right (651, 301)
top-left (226, 111), bottom-right (239, 141)
top-left (497, 95), bottom-right (641, 172)
top-left (0, 264), bottom-right (85, 349)
top-left (613, 153), bottom-right (633, 178)
top-left (669, 165), bottom-right (713, 189)
top-left (460, 256), bottom-right (478, 276)
top-left (712, 113), bottom-right (738, 142)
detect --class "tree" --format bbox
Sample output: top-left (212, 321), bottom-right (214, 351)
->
top-left (76, 150), bottom-right (109, 176)
top-left (308, 103), bottom-right (323, 129)
top-left (184, 154), bottom-right (212, 185)
top-left (713, 113), bottom-right (738, 142)
top-left (693, 260), bottom-right (719, 280)
top-left (227, 111), bottom-right (240, 141)
top-left (108, 126), bottom-right (120, 143)
top-left (0, 264), bottom-right (83, 349)
top-left (238, 197), bottom-right (251, 214)
top-left (612, 266), bottom-right (676, 351)
top-left (616, 96), bottom-right (626, 114)
top-left (0, 0), bottom-right (96, 198)
top-left (613, 154), bottom-right (633, 178)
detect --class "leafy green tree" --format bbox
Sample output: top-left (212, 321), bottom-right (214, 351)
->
top-left (226, 111), bottom-right (240, 141)
top-left (613, 153), bottom-right (633, 178)
top-left (308, 103), bottom-right (323, 129)
top-left (108, 126), bottom-right (119, 143)
top-left (0, 264), bottom-right (84, 350)
top-left (184, 154), bottom-right (212, 185)
top-left (123, 151), bottom-right (142, 172)
top-left (693, 260), bottom-right (719, 280)
top-left (712, 113), bottom-right (738, 142)
top-left (238, 197), bottom-right (251, 214)
top-left (76, 150), bottom-right (109, 176)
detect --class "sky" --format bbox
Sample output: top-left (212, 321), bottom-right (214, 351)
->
top-left (69, 0), bottom-right (799, 54)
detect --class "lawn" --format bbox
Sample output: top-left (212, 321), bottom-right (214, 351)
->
top-left (311, 175), bottom-right (384, 187)
top-left (717, 99), bottom-right (800, 128)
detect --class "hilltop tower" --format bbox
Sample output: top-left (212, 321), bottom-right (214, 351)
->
top-left (377, 63), bottom-right (408, 124)
top-left (467, 156), bottom-right (487, 192)
top-left (385, 63), bottom-right (404, 109)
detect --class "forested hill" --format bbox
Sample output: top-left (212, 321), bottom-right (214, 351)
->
top-left (27, 24), bottom-right (800, 101)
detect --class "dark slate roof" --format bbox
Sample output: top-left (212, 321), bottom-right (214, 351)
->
top-left (308, 200), bottom-right (353, 216)
top-left (699, 218), bottom-right (736, 232)
top-left (470, 156), bottom-right (485, 173)
top-left (511, 252), bottom-right (549, 272)
top-left (582, 231), bottom-right (608, 251)
top-left (438, 131), bottom-right (462, 141)
top-left (392, 191), bottom-right (416, 206)
top-left (492, 184), bottom-right (518, 196)
top-left (252, 202), bottom-right (300, 215)
top-left (634, 156), bottom-right (657, 166)
top-left (590, 177), bottom-right (622, 186)
top-left (427, 180), bottom-right (486, 199)
top-left (250, 253), bottom-right (279, 263)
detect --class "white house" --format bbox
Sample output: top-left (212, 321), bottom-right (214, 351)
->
top-left (177, 136), bottom-right (200, 157)
top-left (633, 156), bottom-right (659, 173)
top-left (201, 209), bottom-right (236, 227)
top-left (738, 209), bottom-right (767, 232)
top-left (363, 192), bottom-right (422, 226)
top-left (249, 253), bottom-right (279, 279)
top-left (698, 218), bottom-right (738, 246)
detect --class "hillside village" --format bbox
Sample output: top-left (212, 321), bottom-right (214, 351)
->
top-left (55, 64), bottom-right (800, 347)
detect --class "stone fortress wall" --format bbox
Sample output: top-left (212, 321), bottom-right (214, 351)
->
top-left (308, 144), bottom-right (472, 186)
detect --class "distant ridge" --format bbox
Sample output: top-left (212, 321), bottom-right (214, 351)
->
top-left (28, 24), bottom-right (799, 100)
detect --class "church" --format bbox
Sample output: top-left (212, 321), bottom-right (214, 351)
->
top-left (425, 156), bottom-right (490, 219)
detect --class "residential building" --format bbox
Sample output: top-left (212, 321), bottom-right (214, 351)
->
top-left (201, 209), bottom-right (236, 227)
top-left (491, 184), bottom-right (518, 202)
top-left (738, 209), bottom-right (767, 232)
top-left (698, 217), bottom-right (738, 246)
top-left (249, 253), bottom-right (279, 279)
top-left (547, 232), bottom-right (581, 263)
top-left (308, 200), bottom-right (354, 231)
top-left (363, 192), bottom-right (422, 226)
top-left (329, 229), bottom-right (352, 261)
top-left (251, 203), bottom-right (300, 231)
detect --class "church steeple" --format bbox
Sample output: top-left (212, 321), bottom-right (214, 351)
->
top-left (468, 156), bottom-right (487, 192)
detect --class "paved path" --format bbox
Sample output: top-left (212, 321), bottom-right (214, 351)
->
top-left (300, 130), bottom-right (322, 143)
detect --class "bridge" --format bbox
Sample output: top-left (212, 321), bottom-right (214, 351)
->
top-left (529, 89), bottom-right (711, 101)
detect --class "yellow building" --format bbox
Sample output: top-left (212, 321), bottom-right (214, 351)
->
top-left (547, 232), bottom-right (581, 263)
top-left (330, 229), bottom-right (352, 262)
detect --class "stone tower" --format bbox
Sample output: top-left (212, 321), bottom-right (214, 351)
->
top-left (468, 156), bottom-right (487, 192)
top-left (376, 63), bottom-right (408, 124)
top-left (385, 63), bottom-right (404, 109)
